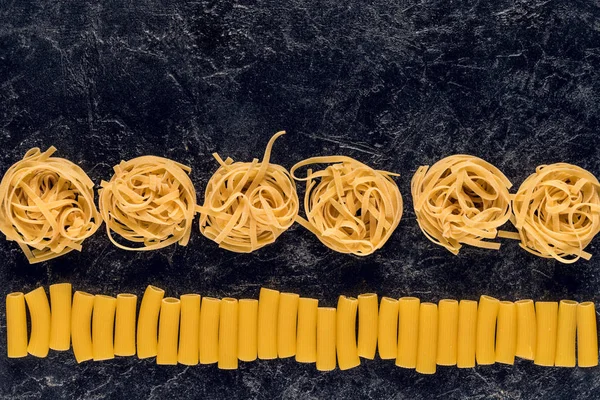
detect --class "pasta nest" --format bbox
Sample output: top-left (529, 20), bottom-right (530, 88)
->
top-left (411, 155), bottom-right (512, 254)
top-left (509, 163), bottom-right (600, 263)
top-left (0, 147), bottom-right (101, 263)
top-left (99, 156), bottom-right (197, 250)
top-left (197, 131), bottom-right (299, 252)
top-left (291, 156), bottom-right (403, 256)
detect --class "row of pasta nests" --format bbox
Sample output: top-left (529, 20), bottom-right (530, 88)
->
top-left (1, 133), bottom-right (599, 264)
top-left (7, 285), bottom-right (598, 372)
top-left (0, 132), bottom-right (403, 263)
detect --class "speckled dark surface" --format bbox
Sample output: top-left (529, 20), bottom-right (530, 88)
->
top-left (1, 0), bottom-right (600, 398)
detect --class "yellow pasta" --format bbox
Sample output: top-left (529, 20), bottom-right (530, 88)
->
top-left (290, 157), bottom-right (403, 256)
top-left (411, 155), bottom-right (512, 254)
top-left (197, 131), bottom-right (299, 253)
top-left (396, 297), bottom-right (420, 368)
top-left (218, 298), bottom-right (239, 369)
top-left (336, 296), bottom-right (360, 370)
top-left (534, 301), bottom-right (558, 367)
top-left (92, 295), bottom-right (117, 361)
top-left (437, 299), bottom-right (458, 366)
top-left (515, 299), bottom-right (536, 360)
top-left (357, 293), bottom-right (378, 359)
top-left (316, 307), bottom-right (336, 371)
top-left (199, 297), bottom-right (220, 364)
top-left (178, 294), bottom-right (200, 365)
top-left (577, 302), bottom-right (598, 367)
top-left (114, 293), bottom-right (138, 356)
top-left (71, 291), bottom-right (95, 363)
top-left (157, 298), bottom-right (181, 365)
top-left (99, 156), bottom-right (196, 251)
top-left (296, 297), bottom-right (318, 363)
top-left (377, 297), bottom-right (399, 360)
top-left (502, 163), bottom-right (600, 263)
top-left (495, 301), bottom-right (517, 365)
top-left (6, 292), bottom-right (28, 358)
top-left (238, 299), bottom-right (258, 362)
top-left (137, 285), bottom-right (165, 359)
top-left (0, 147), bottom-right (101, 263)
top-left (257, 288), bottom-right (280, 360)
top-left (476, 295), bottom-right (499, 365)
top-left (457, 300), bottom-right (478, 368)
top-left (277, 292), bottom-right (300, 358)
top-left (555, 300), bottom-right (577, 367)
top-left (49, 283), bottom-right (72, 351)
top-left (416, 302), bottom-right (438, 374)
top-left (24, 287), bottom-right (51, 358)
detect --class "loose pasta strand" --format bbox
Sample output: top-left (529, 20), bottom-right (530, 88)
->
top-left (290, 156), bottom-right (403, 256)
top-left (411, 155), bottom-right (512, 254)
top-left (197, 131), bottom-right (299, 253)
top-left (0, 147), bottom-right (101, 263)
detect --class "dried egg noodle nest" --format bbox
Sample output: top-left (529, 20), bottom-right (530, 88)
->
top-left (411, 155), bottom-right (512, 254)
top-left (98, 156), bottom-right (196, 250)
top-left (290, 156), bottom-right (403, 256)
top-left (0, 147), bottom-right (101, 263)
top-left (499, 163), bottom-right (600, 264)
top-left (197, 131), bottom-right (299, 252)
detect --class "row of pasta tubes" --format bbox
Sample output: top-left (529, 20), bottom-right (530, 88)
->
top-left (2, 132), bottom-right (599, 265)
top-left (6, 284), bottom-right (598, 372)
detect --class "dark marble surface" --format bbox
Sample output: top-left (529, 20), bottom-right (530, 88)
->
top-left (1, 0), bottom-right (600, 398)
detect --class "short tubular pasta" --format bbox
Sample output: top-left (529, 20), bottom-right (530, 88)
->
top-left (99, 156), bottom-right (196, 251)
top-left (502, 163), bottom-right (600, 263)
top-left (197, 131), bottom-right (298, 253)
top-left (411, 155), bottom-right (512, 254)
top-left (0, 147), bottom-right (101, 263)
top-left (290, 156), bottom-right (403, 256)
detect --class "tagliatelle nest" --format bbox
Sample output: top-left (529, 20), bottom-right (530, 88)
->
top-left (291, 156), bottom-right (403, 256)
top-left (0, 147), bottom-right (102, 263)
top-left (197, 131), bottom-right (299, 252)
top-left (98, 156), bottom-right (197, 250)
top-left (499, 163), bottom-right (600, 263)
top-left (411, 155), bottom-right (512, 254)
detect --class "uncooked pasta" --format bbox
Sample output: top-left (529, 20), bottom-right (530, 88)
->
top-left (411, 155), bottom-right (512, 254)
top-left (290, 156), bottom-right (403, 256)
top-left (197, 131), bottom-right (299, 252)
top-left (98, 155), bottom-right (196, 250)
top-left (499, 163), bottom-right (600, 263)
top-left (0, 147), bottom-right (101, 263)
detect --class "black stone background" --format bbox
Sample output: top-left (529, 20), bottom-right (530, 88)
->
top-left (1, 0), bottom-right (600, 399)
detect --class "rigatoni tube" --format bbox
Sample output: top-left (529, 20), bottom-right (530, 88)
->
top-left (416, 303), bottom-right (438, 374)
top-left (378, 297), bottom-right (399, 360)
top-left (534, 301), bottom-right (558, 367)
top-left (49, 283), bottom-right (72, 351)
top-left (554, 300), bottom-right (577, 367)
top-left (357, 293), bottom-right (378, 359)
top-left (317, 307), bottom-right (336, 371)
top-left (396, 297), bottom-right (420, 368)
top-left (577, 302), bottom-right (598, 367)
top-left (25, 287), bottom-right (51, 358)
top-left (296, 297), bottom-right (318, 363)
top-left (92, 295), bottom-right (117, 361)
top-left (199, 297), bottom-right (220, 364)
top-left (137, 285), bottom-right (165, 359)
top-left (257, 288), bottom-right (279, 360)
top-left (71, 291), bottom-right (95, 363)
top-left (6, 292), bottom-right (28, 358)
top-left (476, 295), bottom-right (499, 365)
top-left (336, 296), bottom-right (360, 370)
top-left (456, 300), bottom-right (477, 368)
top-left (238, 299), bottom-right (258, 362)
top-left (177, 294), bottom-right (200, 365)
top-left (218, 298), bottom-right (239, 369)
top-left (157, 298), bottom-right (181, 365)
top-left (114, 293), bottom-right (138, 356)
top-left (277, 293), bottom-right (299, 358)
top-left (436, 299), bottom-right (458, 366)
top-left (495, 301), bottom-right (516, 365)
top-left (515, 299), bottom-right (536, 360)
